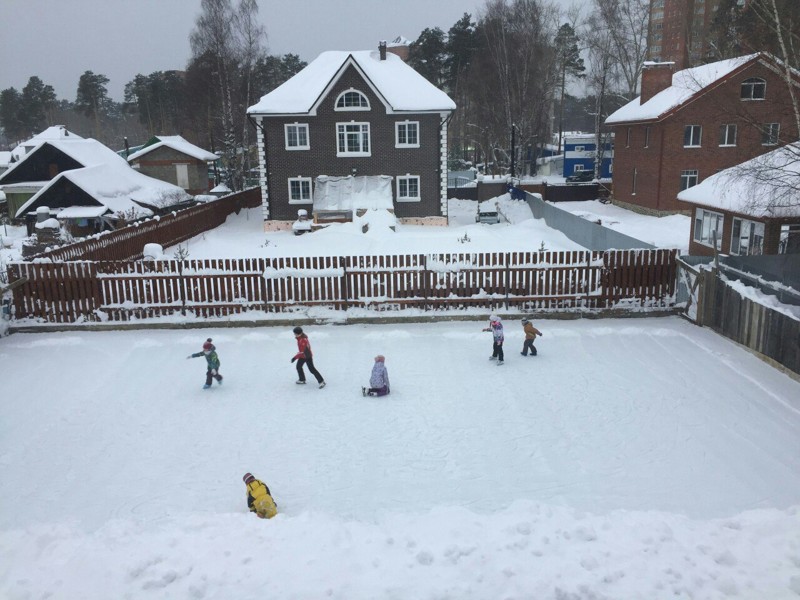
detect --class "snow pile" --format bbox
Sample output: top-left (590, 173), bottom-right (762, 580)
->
top-left (355, 208), bottom-right (397, 235)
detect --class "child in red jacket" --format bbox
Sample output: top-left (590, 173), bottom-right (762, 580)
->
top-left (291, 326), bottom-right (326, 388)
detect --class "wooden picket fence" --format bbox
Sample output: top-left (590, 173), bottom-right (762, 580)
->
top-left (6, 249), bottom-right (678, 323)
top-left (23, 187), bottom-right (262, 262)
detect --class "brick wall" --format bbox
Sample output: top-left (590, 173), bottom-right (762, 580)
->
top-left (612, 59), bottom-right (799, 213)
top-left (259, 63), bottom-right (446, 221)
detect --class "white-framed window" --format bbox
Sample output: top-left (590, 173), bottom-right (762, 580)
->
top-left (779, 224), bottom-right (800, 254)
top-left (683, 124), bottom-right (702, 147)
top-left (761, 122), bottom-right (780, 145)
top-left (284, 123), bottom-right (310, 150)
top-left (395, 121), bottom-right (420, 148)
top-left (574, 145), bottom-right (585, 152)
top-left (680, 169), bottom-right (699, 190)
top-left (644, 126), bottom-right (651, 148)
top-left (335, 89), bottom-right (370, 111)
top-left (573, 164), bottom-right (585, 172)
top-left (396, 175), bottom-right (421, 202)
top-left (288, 177), bottom-right (313, 204)
top-left (693, 208), bottom-right (723, 249)
top-left (337, 122), bottom-right (371, 156)
top-left (719, 123), bottom-right (737, 146)
top-left (730, 217), bottom-right (765, 256)
top-left (632, 167), bottom-right (637, 195)
top-left (741, 77), bottom-right (766, 100)
top-left (626, 127), bottom-right (631, 147)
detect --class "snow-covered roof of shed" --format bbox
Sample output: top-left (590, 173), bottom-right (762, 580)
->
top-left (677, 142), bottom-right (800, 218)
top-left (606, 54), bottom-right (759, 124)
top-left (247, 50), bottom-right (456, 115)
top-left (127, 135), bottom-right (219, 162)
top-left (16, 161), bottom-right (190, 219)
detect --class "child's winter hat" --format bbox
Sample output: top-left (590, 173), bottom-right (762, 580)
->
top-left (243, 473), bottom-right (255, 483)
top-left (375, 355), bottom-right (385, 362)
top-left (203, 338), bottom-right (213, 351)
top-left (293, 326), bottom-right (303, 335)
top-left (521, 319), bottom-right (529, 324)
top-left (489, 314), bottom-right (498, 321)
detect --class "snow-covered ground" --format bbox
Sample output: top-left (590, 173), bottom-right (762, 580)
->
top-left (2, 318), bottom-right (800, 599)
top-left (165, 196), bottom-right (689, 259)
top-left (554, 200), bottom-right (691, 252)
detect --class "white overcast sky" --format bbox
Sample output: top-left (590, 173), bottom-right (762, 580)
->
top-left (1, 0), bottom-right (580, 102)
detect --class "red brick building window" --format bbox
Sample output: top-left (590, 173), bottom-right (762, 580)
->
top-left (680, 169), bottom-right (699, 190)
top-left (683, 125), bottom-right (702, 147)
top-left (761, 123), bottom-right (780, 145)
top-left (740, 78), bottom-right (766, 100)
top-left (719, 124), bottom-right (737, 147)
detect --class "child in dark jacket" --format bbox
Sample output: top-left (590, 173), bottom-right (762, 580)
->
top-left (187, 338), bottom-right (223, 389)
top-left (362, 355), bottom-right (390, 396)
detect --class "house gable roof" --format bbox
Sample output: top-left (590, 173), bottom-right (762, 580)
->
top-left (247, 50), bottom-right (456, 116)
top-left (606, 53), bottom-right (761, 125)
top-left (127, 135), bottom-right (218, 162)
top-left (677, 142), bottom-right (800, 218)
top-left (14, 139), bottom-right (191, 218)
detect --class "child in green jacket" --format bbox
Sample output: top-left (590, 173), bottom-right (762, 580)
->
top-left (187, 338), bottom-right (223, 389)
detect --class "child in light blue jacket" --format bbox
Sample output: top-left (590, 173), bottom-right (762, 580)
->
top-left (362, 355), bottom-right (390, 396)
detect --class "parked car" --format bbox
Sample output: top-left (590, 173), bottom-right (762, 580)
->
top-left (566, 170), bottom-right (595, 183)
top-left (476, 200), bottom-right (501, 224)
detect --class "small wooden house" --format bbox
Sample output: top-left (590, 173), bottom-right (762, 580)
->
top-left (127, 135), bottom-right (218, 195)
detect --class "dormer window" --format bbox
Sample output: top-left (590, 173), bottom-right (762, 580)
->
top-left (741, 78), bottom-right (766, 100)
top-left (335, 89), bottom-right (370, 111)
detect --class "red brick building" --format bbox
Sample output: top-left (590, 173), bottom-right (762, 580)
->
top-left (647, 0), bottom-right (727, 69)
top-left (605, 53), bottom-right (798, 215)
top-left (677, 142), bottom-right (800, 256)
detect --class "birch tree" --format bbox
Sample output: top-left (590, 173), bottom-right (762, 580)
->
top-left (469, 0), bottom-right (559, 175)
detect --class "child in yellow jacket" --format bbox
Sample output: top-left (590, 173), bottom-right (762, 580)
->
top-left (243, 473), bottom-right (278, 519)
top-left (521, 319), bottom-right (543, 356)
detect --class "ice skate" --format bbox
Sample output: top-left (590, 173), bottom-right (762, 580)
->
top-left (319, 381), bottom-right (326, 389)
top-left (296, 380), bottom-right (306, 385)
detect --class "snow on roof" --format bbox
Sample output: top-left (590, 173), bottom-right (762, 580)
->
top-left (677, 142), bottom-right (800, 218)
top-left (0, 137), bottom-right (127, 183)
top-left (11, 126), bottom-right (83, 160)
top-left (0, 151), bottom-right (11, 167)
top-left (247, 50), bottom-right (456, 115)
top-left (16, 160), bottom-right (190, 219)
top-left (127, 135), bottom-right (219, 162)
top-left (56, 206), bottom-right (110, 219)
top-left (210, 183), bottom-right (231, 193)
top-left (606, 54), bottom-right (759, 124)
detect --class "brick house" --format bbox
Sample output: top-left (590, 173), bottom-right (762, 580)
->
top-left (605, 53), bottom-right (799, 215)
top-left (127, 135), bottom-right (218, 195)
top-left (246, 43), bottom-right (456, 226)
top-left (677, 142), bottom-right (800, 256)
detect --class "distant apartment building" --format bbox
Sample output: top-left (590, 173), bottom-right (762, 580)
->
top-left (647, 0), bottom-right (745, 68)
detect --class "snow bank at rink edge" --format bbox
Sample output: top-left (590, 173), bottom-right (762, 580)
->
top-left (3, 501), bottom-right (800, 599)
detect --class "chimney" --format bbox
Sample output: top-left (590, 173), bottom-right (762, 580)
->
top-left (640, 62), bottom-right (675, 104)
top-left (379, 41), bottom-right (387, 60)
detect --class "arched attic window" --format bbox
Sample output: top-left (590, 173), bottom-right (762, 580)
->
top-left (741, 77), bottom-right (766, 100)
top-left (335, 89), bottom-right (370, 111)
